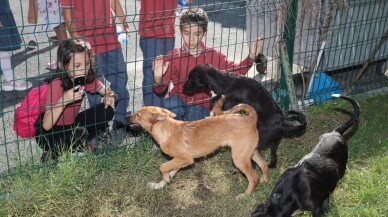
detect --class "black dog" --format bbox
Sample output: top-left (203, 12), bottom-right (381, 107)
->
top-left (255, 54), bottom-right (267, 74)
top-left (183, 64), bottom-right (307, 168)
top-left (251, 94), bottom-right (360, 217)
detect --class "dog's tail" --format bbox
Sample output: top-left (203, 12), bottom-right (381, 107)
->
top-left (210, 96), bottom-right (257, 121)
top-left (225, 103), bottom-right (258, 121)
top-left (332, 94), bottom-right (360, 135)
top-left (283, 110), bottom-right (307, 137)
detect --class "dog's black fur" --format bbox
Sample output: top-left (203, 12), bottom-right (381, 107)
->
top-left (183, 64), bottom-right (307, 168)
top-left (255, 54), bottom-right (267, 74)
top-left (251, 94), bottom-right (360, 217)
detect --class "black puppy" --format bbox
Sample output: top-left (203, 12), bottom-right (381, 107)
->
top-left (255, 54), bottom-right (267, 74)
top-left (251, 94), bottom-right (360, 217)
top-left (183, 64), bottom-right (307, 168)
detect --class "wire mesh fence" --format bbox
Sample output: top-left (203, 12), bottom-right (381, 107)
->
top-left (1, 0), bottom-right (387, 177)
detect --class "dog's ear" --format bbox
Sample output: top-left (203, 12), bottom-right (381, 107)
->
top-left (169, 112), bottom-right (177, 118)
top-left (154, 114), bottom-right (167, 121)
top-left (161, 108), bottom-right (177, 118)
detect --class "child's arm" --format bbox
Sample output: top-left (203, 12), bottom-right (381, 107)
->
top-left (153, 55), bottom-right (170, 93)
top-left (42, 86), bottom-right (83, 131)
top-left (219, 36), bottom-right (264, 75)
top-left (111, 0), bottom-right (130, 35)
top-left (248, 36), bottom-right (264, 61)
top-left (61, 4), bottom-right (81, 39)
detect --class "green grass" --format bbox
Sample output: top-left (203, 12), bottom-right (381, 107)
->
top-left (1, 94), bottom-right (388, 216)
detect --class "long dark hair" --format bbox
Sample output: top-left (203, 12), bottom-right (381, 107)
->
top-left (46, 39), bottom-right (96, 91)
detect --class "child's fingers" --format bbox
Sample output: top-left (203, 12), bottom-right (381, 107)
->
top-left (164, 61), bottom-right (169, 68)
top-left (73, 85), bottom-right (81, 92)
top-left (155, 56), bottom-right (163, 65)
top-left (70, 92), bottom-right (83, 102)
top-left (152, 55), bottom-right (163, 70)
top-left (76, 91), bottom-right (83, 98)
top-left (257, 37), bottom-right (264, 50)
top-left (251, 37), bottom-right (264, 56)
top-left (64, 86), bottom-right (82, 101)
top-left (153, 56), bottom-right (167, 76)
top-left (162, 61), bottom-right (170, 75)
top-left (154, 55), bottom-right (163, 61)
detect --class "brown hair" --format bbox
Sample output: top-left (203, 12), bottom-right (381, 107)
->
top-left (179, 7), bottom-right (209, 32)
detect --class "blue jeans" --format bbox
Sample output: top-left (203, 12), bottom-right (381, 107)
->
top-left (139, 36), bottom-right (175, 107)
top-left (87, 47), bottom-right (130, 124)
top-left (163, 94), bottom-right (210, 121)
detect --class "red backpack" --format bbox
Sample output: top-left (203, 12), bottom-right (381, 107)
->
top-left (13, 83), bottom-right (49, 138)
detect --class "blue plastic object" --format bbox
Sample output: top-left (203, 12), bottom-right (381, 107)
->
top-left (308, 71), bottom-right (342, 103)
top-left (178, 0), bottom-right (188, 7)
top-left (116, 26), bottom-right (128, 44)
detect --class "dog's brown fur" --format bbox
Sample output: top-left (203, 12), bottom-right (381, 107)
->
top-left (127, 102), bottom-right (269, 198)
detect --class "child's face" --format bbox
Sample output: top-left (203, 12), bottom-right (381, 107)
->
top-left (181, 24), bottom-right (206, 54)
top-left (65, 52), bottom-right (91, 78)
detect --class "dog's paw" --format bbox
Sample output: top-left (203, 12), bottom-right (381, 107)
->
top-left (235, 193), bottom-right (247, 200)
top-left (260, 176), bottom-right (269, 183)
top-left (148, 181), bottom-right (166, 190)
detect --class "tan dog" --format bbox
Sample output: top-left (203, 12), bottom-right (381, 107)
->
top-left (127, 101), bottom-right (269, 198)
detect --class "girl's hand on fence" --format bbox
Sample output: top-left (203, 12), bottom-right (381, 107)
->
top-left (153, 55), bottom-right (169, 83)
top-left (63, 85), bottom-right (83, 105)
top-left (249, 36), bottom-right (264, 60)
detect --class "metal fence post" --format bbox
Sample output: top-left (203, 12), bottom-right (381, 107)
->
top-left (279, 40), bottom-right (298, 110)
top-left (278, 0), bottom-right (298, 110)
